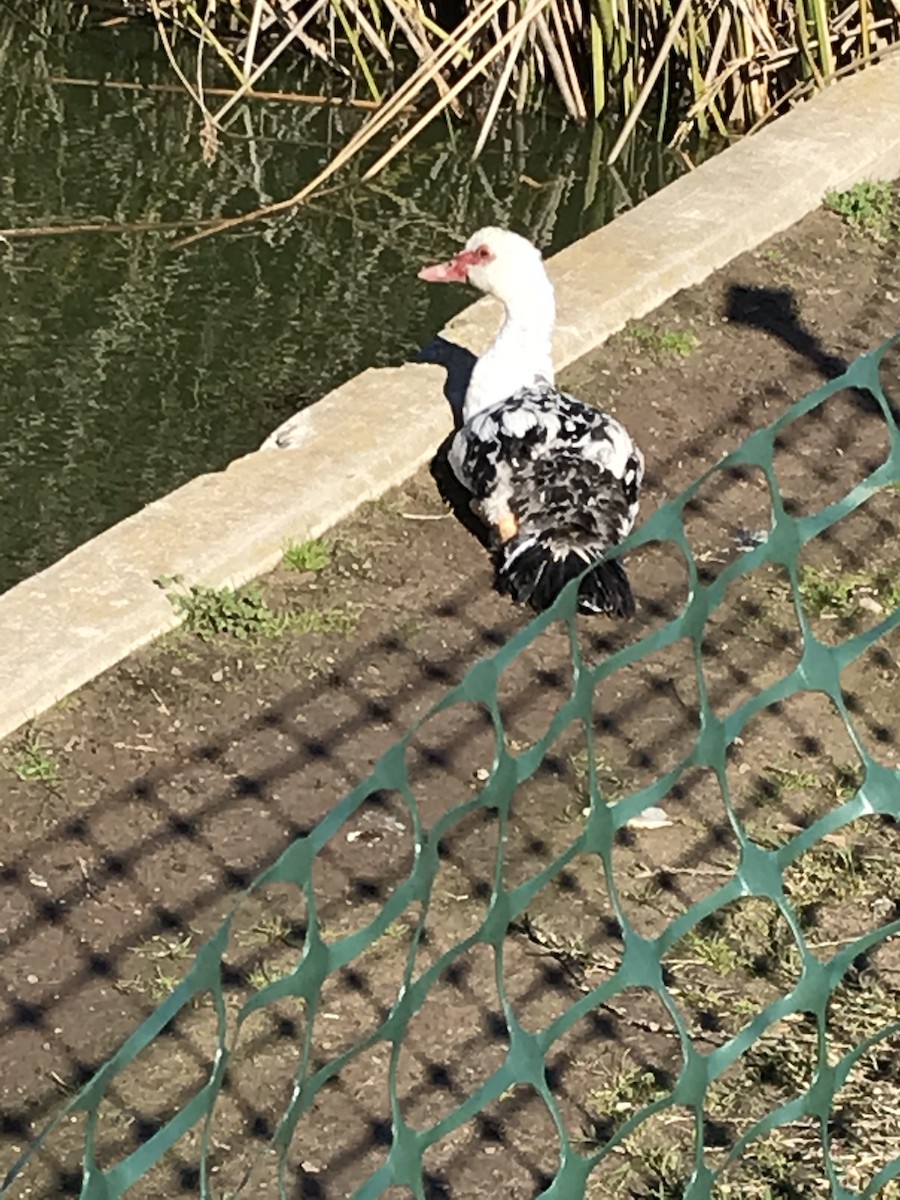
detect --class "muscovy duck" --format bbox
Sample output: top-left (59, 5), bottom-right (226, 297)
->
top-left (419, 227), bottom-right (644, 618)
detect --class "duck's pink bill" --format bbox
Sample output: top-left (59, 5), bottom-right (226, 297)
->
top-left (418, 258), bottom-right (466, 283)
top-left (418, 248), bottom-right (480, 283)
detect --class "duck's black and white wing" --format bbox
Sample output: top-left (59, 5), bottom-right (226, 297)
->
top-left (448, 385), bottom-right (644, 617)
top-left (449, 386), bottom-right (642, 528)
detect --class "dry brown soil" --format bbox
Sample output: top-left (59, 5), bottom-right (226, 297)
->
top-left (2, 197), bottom-right (900, 1200)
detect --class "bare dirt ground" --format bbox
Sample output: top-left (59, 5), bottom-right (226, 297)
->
top-left (2, 190), bottom-right (900, 1200)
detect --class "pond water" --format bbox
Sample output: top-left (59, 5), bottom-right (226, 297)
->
top-left (0, 5), bottom-right (709, 592)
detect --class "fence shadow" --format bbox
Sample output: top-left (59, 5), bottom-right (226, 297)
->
top-left (1, 282), bottom-right (899, 1199)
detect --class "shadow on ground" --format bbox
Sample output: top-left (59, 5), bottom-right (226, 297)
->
top-left (1, 206), bottom-right (900, 1199)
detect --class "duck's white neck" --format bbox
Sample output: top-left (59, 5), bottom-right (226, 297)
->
top-left (463, 276), bottom-right (556, 421)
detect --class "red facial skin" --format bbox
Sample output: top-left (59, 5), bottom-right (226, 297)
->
top-left (418, 244), bottom-right (493, 283)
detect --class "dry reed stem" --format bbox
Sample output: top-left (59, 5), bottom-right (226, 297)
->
top-left (241, 0), bottom-right (266, 79)
top-left (34, 0), bottom-right (900, 248)
top-left (704, 8), bottom-right (733, 91)
top-left (391, 0), bottom-right (472, 59)
top-left (361, 0), bottom-right (554, 180)
top-left (0, 218), bottom-right (219, 239)
top-left (196, 0), bottom-right (216, 162)
top-left (212, 0), bottom-right (332, 123)
top-left (47, 74), bottom-right (395, 111)
top-left (606, 0), bottom-right (693, 165)
top-left (549, 0), bottom-right (587, 119)
top-left (331, 0), bottom-right (384, 99)
top-left (180, 0), bottom-right (246, 84)
top-left (173, 0), bottom-right (900, 245)
top-left (381, 0), bottom-right (461, 115)
top-left (339, 0), bottom-right (392, 65)
top-left (472, 14), bottom-right (530, 158)
top-left (174, 0), bottom-right (513, 248)
top-left (741, 38), bottom-right (900, 137)
top-left (534, 10), bottom-right (579, 119)
top-left (148, 0), bottom-right (210, 120)
top-left (263, 0), bottom-right (332, 66)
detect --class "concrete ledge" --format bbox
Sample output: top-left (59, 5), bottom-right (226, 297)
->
top-left (2, 54), bottom-right (900, 741)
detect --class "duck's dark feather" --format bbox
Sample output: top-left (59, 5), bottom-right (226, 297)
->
top-left (448, 384), bottom-right (643, 616)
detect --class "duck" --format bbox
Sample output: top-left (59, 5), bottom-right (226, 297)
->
top-left (419, 227), bottom-right (644, 618)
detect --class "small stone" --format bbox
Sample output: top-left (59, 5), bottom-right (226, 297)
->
top-left (211, 669), bottom-right (224, 683)
top-left (871, 896), bottom-right (894, 921)
top-left (170, 665), bottom-right (183, 677)
top-left (26, 974), bottom-right (38, 985)
top-left (858, 594), bottom-right (884, 615)
top-left (627, 806), bottom-right (672, 831)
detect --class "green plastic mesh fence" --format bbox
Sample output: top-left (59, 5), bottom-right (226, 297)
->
top-left (3, 334), bottom-right (900, 1200)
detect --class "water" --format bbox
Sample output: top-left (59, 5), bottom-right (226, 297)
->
top-left (0, 4), bottom-right (705, 592)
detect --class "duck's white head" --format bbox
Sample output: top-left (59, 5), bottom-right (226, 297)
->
top-left (419, 226), bottom-right (550, 308)
top-left (419, 227), bottom-right (556, 418)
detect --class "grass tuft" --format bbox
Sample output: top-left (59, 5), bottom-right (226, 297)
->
top-left (292, 606), bottom-right (359, 636)
top-left (283, 538), bottom-right (332, 573)
top-left (9, 728), bottom-right (58, 783)
top-left (587, 1059), bottom-right (670, 1124)
top-left (626, 324), bottom-right (699, 358)
top-left (239, 915), bottom-right (305, 948)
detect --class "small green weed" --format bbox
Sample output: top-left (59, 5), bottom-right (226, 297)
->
top-left (587, 1059), bottom-right (670, 1121)
top-left (158, 576), bottom-right (353, 642)
top-left (135, 934), bottom-right (194, 961)
top-left (396, 617), bottom-right (424, 643)
top-left (569, 748), bottom-right (624, 804)
top-left (824, 180), bottom-right (898, 239)
top-left (159, 576), bottom-right (287, 640)
top-left (783, 841), bottom-right (864, 910)
top-left (292, 606), bottom-right (358, 636)
top-left (239, 914), bottom-right (304, 948)
top-left (681, 929), bottom-right (742, 975)
top-left (374, 493), bottom-right (404, 518)
top-left (247, 965), bottom-right (274, 991)
top-left (283, 537), bottom-right (332, 573)
top-left (116, 964), bottom-right (180, 1002)
top-left (765, 763), bottom-right (821, 794)
top-left (831, 761), bottom-right (864, 800)
top-left (797, 565), bottom-right (900, 619)
top-left (10, 728), bottom-right (58, 783)
top-left (157, 576), bottom-right (357, 643)
top-left (246, 961), bottom-right (291, 991)
top-left (628, 1145), bottom-right (688, 1200)
top-left (627, 324), bottom-right (699, 358)
top-left (759, 759), bottom-right (863, 804)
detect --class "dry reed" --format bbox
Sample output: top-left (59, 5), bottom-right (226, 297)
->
top-left (155, 1), bottom-right (900, 145)
top-left (42, 2), bottom-right (900, 239)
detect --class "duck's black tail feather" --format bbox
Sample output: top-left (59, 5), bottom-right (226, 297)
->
top-left (493, 532), bottom-right (635, 618)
